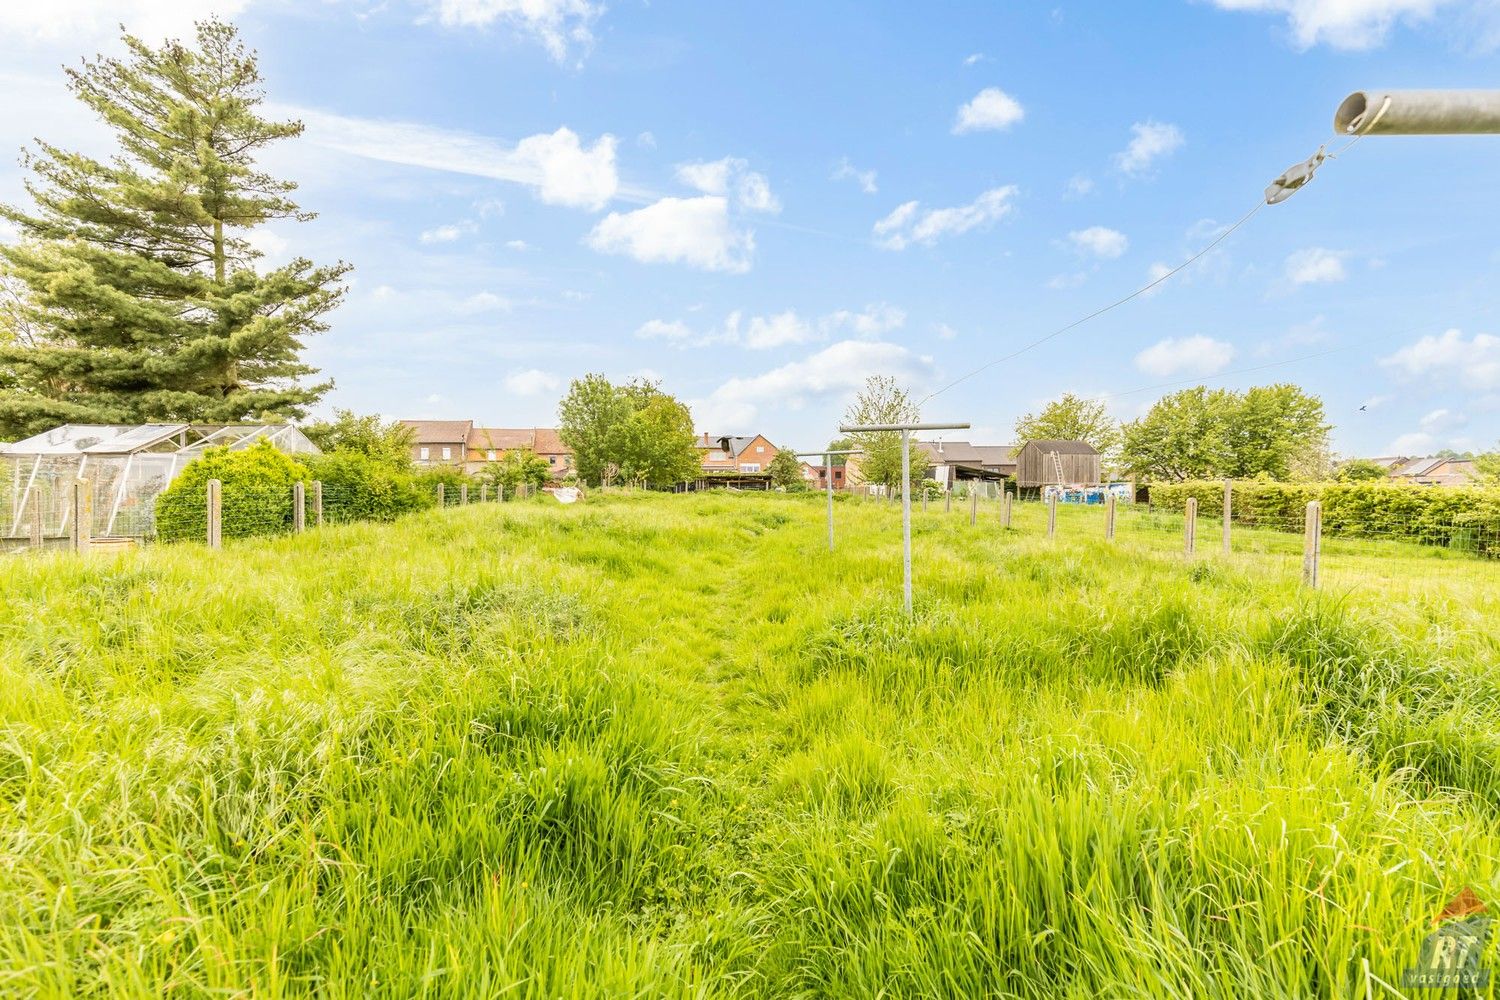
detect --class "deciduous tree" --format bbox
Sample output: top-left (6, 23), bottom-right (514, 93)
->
top-left (843, 375), bottom-right (923, 490)
top-left (1013, 392), bottom-right (1121, 464)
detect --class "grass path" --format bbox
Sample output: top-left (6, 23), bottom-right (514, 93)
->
top-left (2, 491), bottom-right (1499, 997)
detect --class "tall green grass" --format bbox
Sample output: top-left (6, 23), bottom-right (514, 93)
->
top-left (1, 491), bottom-right (1497, 997)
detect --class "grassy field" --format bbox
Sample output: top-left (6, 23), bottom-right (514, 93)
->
top-left (2, 491), bottom-right (1499, 998)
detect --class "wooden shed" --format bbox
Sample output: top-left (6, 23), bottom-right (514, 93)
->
top-left (1014, 439), bottom-right (1101, 489)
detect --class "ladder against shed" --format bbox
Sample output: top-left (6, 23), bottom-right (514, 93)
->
top-left (1014, 439), bottom-right (1102, 491)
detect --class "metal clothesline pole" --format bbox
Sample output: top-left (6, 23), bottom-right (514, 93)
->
top-left (840, 421), bottom-right (968, 614)
top-left (796, 448), bottom-right (862, 552)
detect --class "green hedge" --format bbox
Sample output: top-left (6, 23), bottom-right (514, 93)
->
top-left (155, 440), bottom-right (311, 542)
top-left (1150, 480), bottom-right (1500, 555)
top-left (303, 452), bottom-right (434, 523)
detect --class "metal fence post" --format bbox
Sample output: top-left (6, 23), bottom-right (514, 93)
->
top-left (1001, 491), bottom-right (1012, 529)
top-left (1105, 493), bottom-right (1116, 541)
top-left (71, 481), bottom-right (92, 552)
top-left (29, 494), bottom-right (43, 549)
top-left (437, 483), bottom-right (445, 507)
top-left (313, 481), bottom-right (323, 527)
top-left (969, 489), bottom-right (977, 526)
top-left (1222, 480), bottom-right (1232, 555)
top-left (207, 479), bottom-right (222, 549)
top-left (292, 482), bottom-right (306, 533)
top-left (1185, 497), bottom-right (1198, 556)
top-left (1047, 494), bottom-right (1057, 537)
top-left (460, 484), bottom-right (468, 505)
top-left (1303, 500), bottom-right (1322, 588)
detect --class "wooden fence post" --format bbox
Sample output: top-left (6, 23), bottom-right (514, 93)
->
top-left (944, 490), bottom-right (951, 514)
top-left (922, 491), bottom-right (927, 513)
top-left (292, 482), bottom-right (305, 533)
top-left (207, 479), bottom-right (222, 549)
top-left (29, 493), bottom-right (43, 549)
top-left (313, 481), bottom-right (323, 527)
top-left (1303, 500), bottom-right (1322, 588)
top-left (460, 484), bottom-right (468, 505)
top-left (1001, 491), bottom-right (1012, 530)
top-left (1047, 494), bottom-right (1057, 537)
top-left (1222, 480), bottom-right (1232, 555)
top-left (71, 481), bottom-right (92, 552)
top-left (969, 489), bottom-right (978, 526)
top-left (437, 483), bottom-right (445, 507)
top-left (1184, 497), bottom-right (1197, 556)
top-left (1105, 493), bottom-right (1116, 541)
top-left (481, 483), bottom-right (489, 503)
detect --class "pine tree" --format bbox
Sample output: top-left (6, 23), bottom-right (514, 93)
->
top-left (0, 19), bottom-right (348, 439)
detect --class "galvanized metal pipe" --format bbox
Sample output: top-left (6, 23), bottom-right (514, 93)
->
top-left (1336, 90), bottom-right (1500, 135)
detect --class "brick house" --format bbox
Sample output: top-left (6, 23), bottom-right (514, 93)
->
top-left (401, 420), bottom-right (472, 467)
top-left (464, 426), bottom-right (575, 479)
top-left (696, 433), bottom-right (779, 474)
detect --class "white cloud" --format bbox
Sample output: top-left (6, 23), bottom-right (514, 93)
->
top-left (1285, 247), bottom-right (1347, 284)
top-left (636, 319), bottom-right (696, 343)
top-left (741, 311), bottom-right (815, 350)
top-left (428, 0), bottom-right (603, 63)
top-left (1360, 393), bottom-right (1393, 410)
top-left (0, 0), bottom-right (250, 44)
top-left (675, 157), bottom-right (780, 213)
top-left (292, 109), bottom-right (623, 210)
top-left (1205, 0), bottom-right (1447, 50)
top-left (1134, 335), bottom-right (1235, 376)
top-left (1389, 431), bottom-right (1437, 454)
top-left (636, 131), bottom-right (657, 148)
top-left (1046, 272), bottom-right (1089, 291)
top-left (586, 196), bottom-right (754, 273)
top-left (456, 291), bottom-right (511, 313)
top-left (1068, 225), bottom-right (1129, 259)
top-left (1115, 120), bottom-right (1185, 175)
top-left (503, 367), bottom-right (562, 396)
top-left (832, 158), bottom-right (879, 194)
top-left (1381, 328), bottom-right (1500, 389)
top-left (696, 340), bottom-right (936, 428)
top-left (637, 302), bottom-right (905, 351)
top-left (1140, 261), bottom-right (1175, 298)
top-left (1065, 174), bottom-right (1095, 198)
top-left (1419, 407), bottom-right (1468, 432)
top-left (963, 53), bottom-right (986, 66)
top-left (505, 239), bottom-right (530, 250)
top-left (953, 87), bottom-right (1025, 133)
top-left (935, 322), bottom-right (959, 340)
top-left (873, 185), bottom-right (1018, 250)
top-left (420, 221), bottom-right (476, 244)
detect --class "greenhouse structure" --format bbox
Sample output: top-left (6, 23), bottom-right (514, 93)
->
top-left (2, 423), bottom-right (319, 546)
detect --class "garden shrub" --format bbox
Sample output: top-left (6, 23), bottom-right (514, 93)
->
top-left (1150, 480), bottom-right (1500, 554)
top-left (303, 451), bottom-right (433, 523)
top-left (155, 440), bottom-right (311, 542)
top-left (413, 466), bottom-right (473, 506)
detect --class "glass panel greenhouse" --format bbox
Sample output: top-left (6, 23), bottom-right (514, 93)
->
top-left (2, 423), bottom-right (319, 546)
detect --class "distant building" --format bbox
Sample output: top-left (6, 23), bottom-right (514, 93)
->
top-left (401, 420), bottom-right (472, 467)
top-left (1390, 456), bottom-right (1480, 487)
top-left (917, 439), bottom-right (1016, 490)
top-left (1014, 439), bottom-right (1102, 491)
top-left (401, 420), bottom-right (574, 480)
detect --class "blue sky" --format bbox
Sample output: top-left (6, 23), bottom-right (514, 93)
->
top-left (2, 0), bottom-right (1498, 457)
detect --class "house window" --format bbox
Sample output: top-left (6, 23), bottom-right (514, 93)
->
top-left (755, 445), bottom-right (766, 453)
top-left (442, 446), bottom-right (452, 460)
top-left (486, 449), bottom-right (496, 461)
top-left (548, 456), bottom-right (556, 465)
top-left (419, 447), bottom-right (430, 461)
top-left (741, 463), bottom-right (760, 473)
